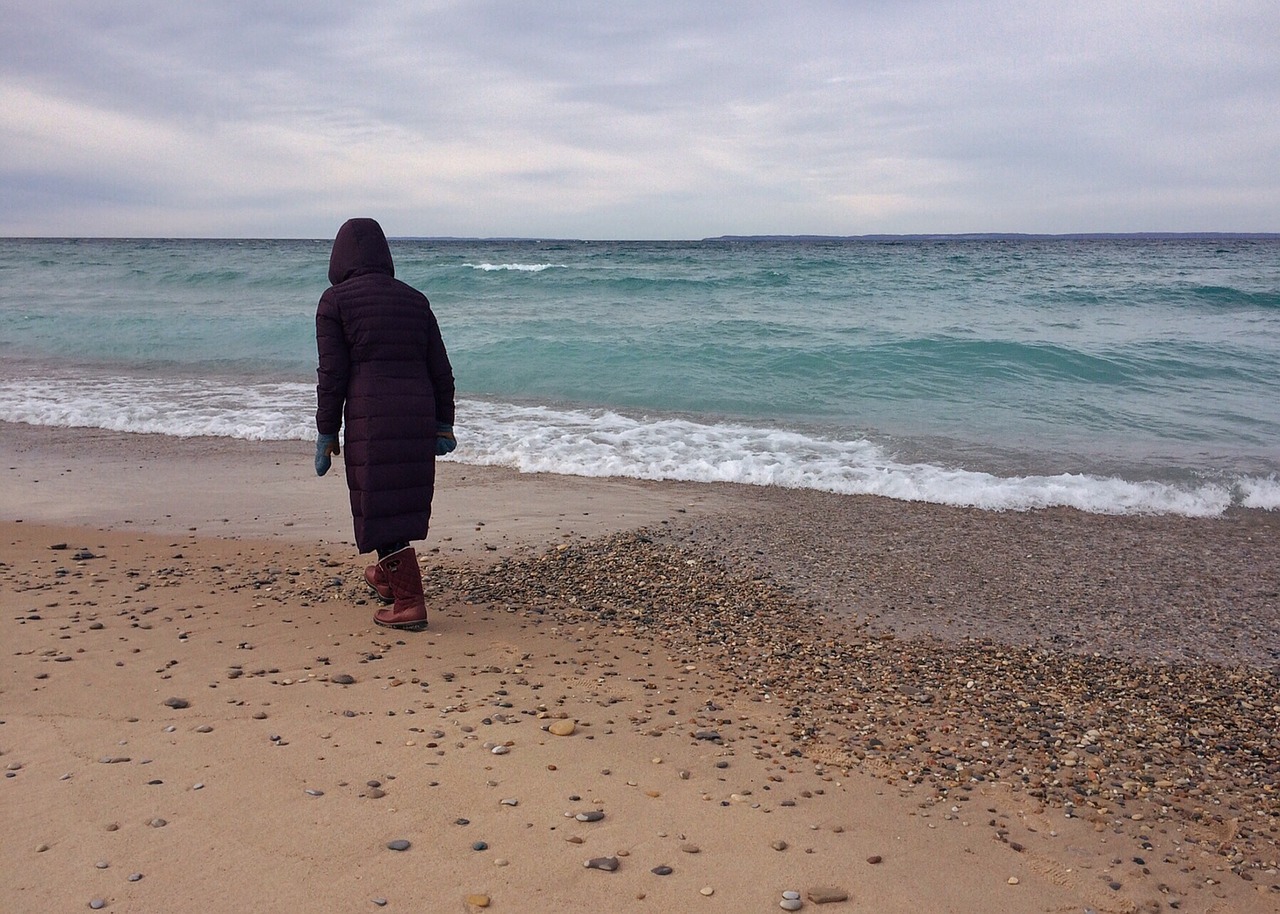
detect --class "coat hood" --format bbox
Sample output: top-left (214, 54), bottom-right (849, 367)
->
top-left (328, 218), bottom-right (395, 285)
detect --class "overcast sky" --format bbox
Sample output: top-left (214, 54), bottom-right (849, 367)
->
top-left (3, 1), bottom-right (1278, 239)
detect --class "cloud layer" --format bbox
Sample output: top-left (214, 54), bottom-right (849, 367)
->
top-left (3, 1), bottom-right (1277, 238)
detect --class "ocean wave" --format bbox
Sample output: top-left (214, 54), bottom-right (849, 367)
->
top-left (0, 376), bottom-right (316, 442)
top-left (1181, 285), bottom-right (1280, 310)
top-left (0, 375), bottom-right (1271, 518)
top-left (455, 401), bottom-right (1249, 517)
top-left (1238, 475), bottom-right (1280, 510)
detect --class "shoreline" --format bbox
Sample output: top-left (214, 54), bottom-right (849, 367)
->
top-left (3, 423), bottom-right (1278, 911)
top-left (0, 421), bottom-right (728, 558)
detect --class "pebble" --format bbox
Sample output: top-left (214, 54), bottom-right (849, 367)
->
top-left (585, 856), bottom-right (620, 872)
top-left (700, 887), bottom-right (715, 896)
top-left (807, 887), bottom-right (849, 903)
top-left (331, 674), bottom-right (356, 684)
top-left (490, 745), bottom-right (510, 755)
top-left (89, 900), bottom-right (106, 910)
top-left (1007, 877), bottom-right (1020, 885)
top-left (651, 865), bottom-right (673, 875)
top-left (372, 899), bottom-right (388, 907)
top-left (127, 873), bottom-right (143, 882)
top-left (771, 840), bottom-right (789, 851)
top-left (780, 898), bottom-right (803, 911)
top-left (465, 895), bottom-right (490, 908)
top-left (472, 841), bottom-right (488, 851)
top-left (162, 697), bottom-right (189, 709)
top-left (680, 844), bottom-right (700, 854)
top-left (576, 810), bottom-right (605, 822)
top-left (866, 855), bottom-right (882, 864)
top-left (386, 839), bottom-right (411, 851)
top-left (305, 788), bottom-right (324, 797)
top-left (548, 719), bottom-right (576, 736)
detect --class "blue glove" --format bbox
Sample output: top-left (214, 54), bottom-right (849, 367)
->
top-left (315, 433), bottom-right (340, 476)
top-left (435, 423), bottom-right (457, 456)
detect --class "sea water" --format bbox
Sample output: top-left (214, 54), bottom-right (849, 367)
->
top-left (1, 235), bottom-right (1277, 516)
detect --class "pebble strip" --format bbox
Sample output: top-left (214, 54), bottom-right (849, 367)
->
top-left (446, 526), bottom-right (1280, 878)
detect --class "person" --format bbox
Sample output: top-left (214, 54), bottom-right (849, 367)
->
top-left (314, 218), bottom-right (456, 631)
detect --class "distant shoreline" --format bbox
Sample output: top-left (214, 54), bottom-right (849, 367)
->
top-left (701, 231), bottom-right (1280, 242)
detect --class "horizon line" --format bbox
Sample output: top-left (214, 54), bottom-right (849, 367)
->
top-left (4, 231), bottom-right (1279, 243)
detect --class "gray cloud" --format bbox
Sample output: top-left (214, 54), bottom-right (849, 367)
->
top-left (2, 0), bottom-right (1276, 237)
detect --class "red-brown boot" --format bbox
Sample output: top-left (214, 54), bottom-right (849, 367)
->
top-left (364, 563), bottom-right (393, 604)
top-left (373, 546), bottom-right (428, 631)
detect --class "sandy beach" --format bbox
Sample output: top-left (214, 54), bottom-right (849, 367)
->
top-left (2, 422), bottom-right (1277, 913)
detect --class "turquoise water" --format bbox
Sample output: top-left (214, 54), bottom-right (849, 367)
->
top-left (1, 236), bottom-right (1277, 514)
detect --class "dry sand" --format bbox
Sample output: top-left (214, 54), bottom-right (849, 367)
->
top-left (2, 423), bottom-right (1277, 913)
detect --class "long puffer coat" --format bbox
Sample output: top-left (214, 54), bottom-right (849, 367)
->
top-left (315, 218), bottom-right (455, 554)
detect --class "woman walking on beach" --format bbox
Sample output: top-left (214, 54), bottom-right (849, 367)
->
top-left (314, 218), bottom-right (456, 631)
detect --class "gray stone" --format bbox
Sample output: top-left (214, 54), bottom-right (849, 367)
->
top-left (807, 887), bottom-right (849, 904)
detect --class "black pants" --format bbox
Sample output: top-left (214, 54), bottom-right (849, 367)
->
top-left (376, 542), bottom-right (409, 560)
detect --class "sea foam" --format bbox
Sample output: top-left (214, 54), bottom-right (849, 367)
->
top-left (0, 375), bottom-right (1268, 518)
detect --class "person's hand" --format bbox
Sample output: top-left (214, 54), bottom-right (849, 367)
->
top-left (435, 424), bottom-right (457, 456)
top-left (315, 433), bottom-right (340, 476)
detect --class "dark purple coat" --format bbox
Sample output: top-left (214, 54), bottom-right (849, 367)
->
top-left (315, 219), bottom-right (455, 554)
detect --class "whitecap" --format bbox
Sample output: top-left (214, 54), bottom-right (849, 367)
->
top-left (462, 262), bottom-right (565, 272)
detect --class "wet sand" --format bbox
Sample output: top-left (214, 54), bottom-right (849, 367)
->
top-left (2, 422), bottom-right (1277, 913)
